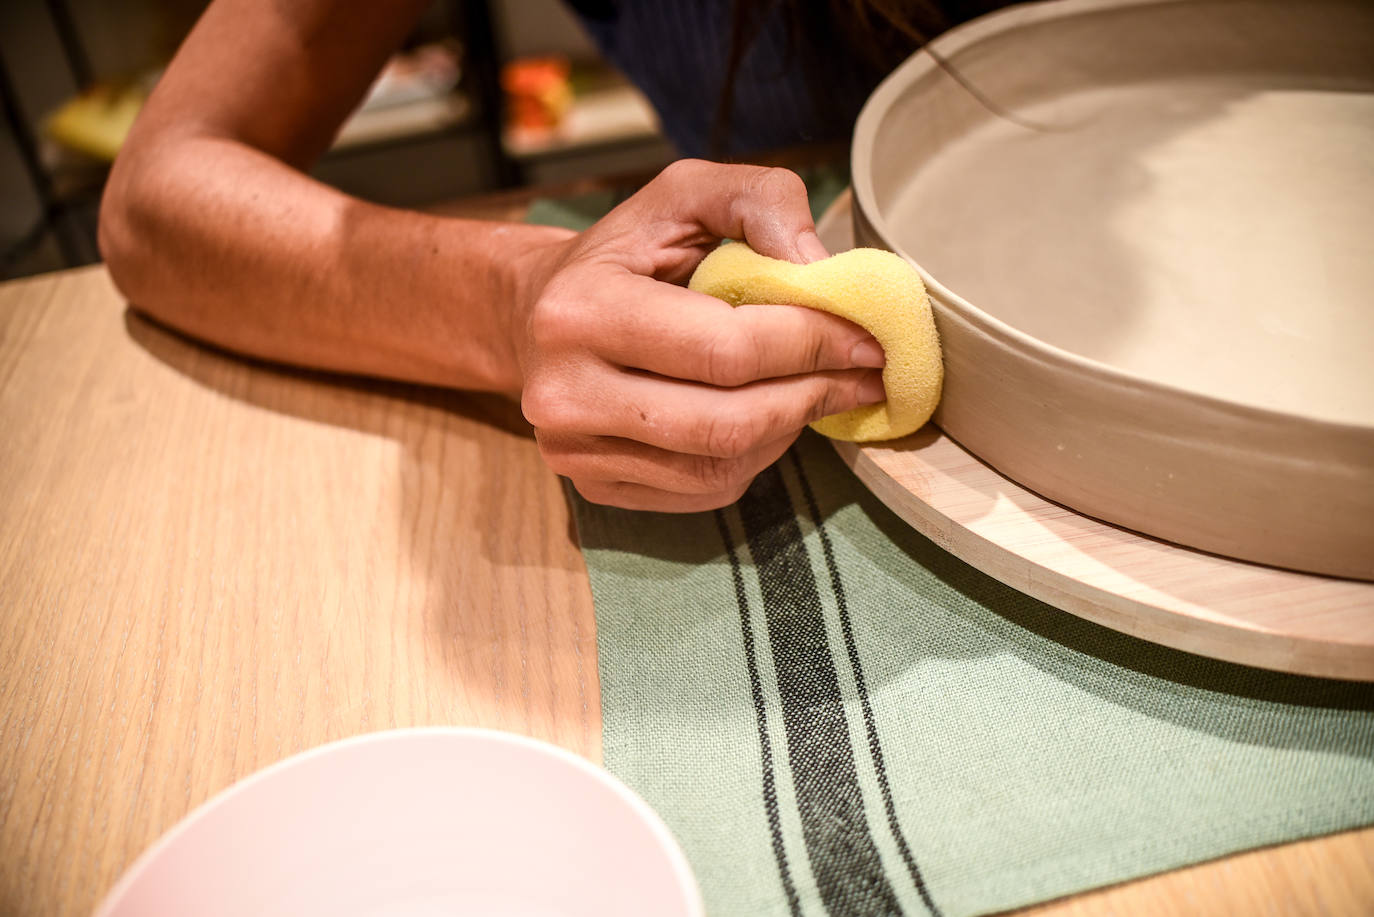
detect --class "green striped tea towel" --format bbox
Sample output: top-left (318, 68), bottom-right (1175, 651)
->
top-left (524, 187), bottom-right (1374, 916)
top-left (575, 432), bottom-right (1374, 917)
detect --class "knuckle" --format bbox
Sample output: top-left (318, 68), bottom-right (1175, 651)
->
top-left (803, 326), bottom-right (829, 373)
top-left (532, 430), bottom-right (572, 474)
top-left (701, 477), bottom-right (755, 512)
top-left (695, 492), bottom-right (735, 513)
top-left (540, 452), bottom-right (576, 478)
top-left (725, 476), bottom-right (755, 506)
top-left (699, 413), bottom-right (758, 459)
top-left (817, 376), bottom-right (861, 420)
top-left (754, 167), bottom-right (806, 205)
top-left (656, 158), bottom-right (706, 191)
top-left (691, 453), bottom-right (745, 493)
top-left (527, 291), bottom-right (579, 347)
top-left (702, 329), bottom-right (761, 387)
top-left (572, 479), bottom-right (620, 508)
top-left (520, 377), bottom-right (564, 429)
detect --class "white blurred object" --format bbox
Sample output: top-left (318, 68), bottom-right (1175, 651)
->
top-left (93, 728), bottom-right (704, 917)
top-left (360, 43), bottom-right (462, 111)
top-left (335, 44), bottom-right (469, 150)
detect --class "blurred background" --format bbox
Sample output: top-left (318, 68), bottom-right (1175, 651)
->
top-left (0, 0), bottom-right (678, 280)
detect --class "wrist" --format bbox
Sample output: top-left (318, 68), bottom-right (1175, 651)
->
top-left (498, 223), bottom-right (575, 395)
top-left (395, 215), bottom-right (572, 395)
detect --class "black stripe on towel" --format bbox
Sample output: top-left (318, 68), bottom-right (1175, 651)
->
top-left (715, 508), bottom-right (803, 917)
top-left (790, 449), bottom-right (943, 917)
top-left (736, 460), bottom-right (904, 917)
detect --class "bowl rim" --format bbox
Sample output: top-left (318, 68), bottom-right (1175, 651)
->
top-left (92, 726), bottom-right (705, 917)
top-left (850, 0), bottom-right (1374, 436)
top-left (849, 0), bottom-right (1374, 579)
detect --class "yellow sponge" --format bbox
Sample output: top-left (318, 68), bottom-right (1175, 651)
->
top-left (688, 243), bottom-right (943, 442)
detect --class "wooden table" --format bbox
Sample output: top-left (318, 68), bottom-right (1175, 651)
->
top-left (2, 262), bottom-right (1371, 916)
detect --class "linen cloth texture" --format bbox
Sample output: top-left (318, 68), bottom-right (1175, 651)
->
top-left (577, 434), bottom-right (1374, 917)
top-left (525, 196), bottom-right (1374, 917)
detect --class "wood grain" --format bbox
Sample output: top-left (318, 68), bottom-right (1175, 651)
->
top-left (0, 267), bottom-right (597, 916)
top-left (849, 0), bottom-right (1374, 581)
top-left (816, 188), bottom-right (1374, 682)
top-left (1, 265), bottom-right (1370, 917)
top-left (1014, 825), bottom-right (1374, 917)
top-left (836, 433), bottom-right (1374, 681)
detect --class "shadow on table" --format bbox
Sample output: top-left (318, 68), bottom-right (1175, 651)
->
top-left (124, 307), bottom-right (596, 742)
top-left (839, 450), bottom-right (1374, 737)
top-left (582, 423), bottom-right (1373, 755)
top-left (123, 305), bottom-right (583, 566)
top-left (123, 307), bottom-right (534, 438)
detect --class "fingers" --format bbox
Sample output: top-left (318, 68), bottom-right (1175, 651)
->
top-left (570, 480), bottom-right (749, 514)
top-left (641, 160), bottom-right (830, 265)
top-left (575, 273), bottom-right (884, 384)
top-left (515, 159), bottom-right (870, 513)
top-left (523, 361), bottom-right (884, 459)
top-left (538, 430), bottom-right (798, 513)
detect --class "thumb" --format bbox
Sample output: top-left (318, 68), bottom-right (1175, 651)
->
top-left (651, 159), bottom-right (831, 264)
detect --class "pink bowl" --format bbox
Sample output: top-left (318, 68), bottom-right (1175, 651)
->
top-left (94, 728), bottom-right (703, 917)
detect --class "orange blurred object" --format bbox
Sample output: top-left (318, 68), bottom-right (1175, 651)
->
top-left (501, 56), bottom-right (573, 131)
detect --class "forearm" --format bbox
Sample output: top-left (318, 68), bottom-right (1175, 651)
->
top-left (100, 134), bottom-right (572, 394)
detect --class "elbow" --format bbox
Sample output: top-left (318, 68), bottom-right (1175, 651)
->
top-left (97, 153), bottom-right (147, 305)
top-left (98, 153), bottom-right (155, 308)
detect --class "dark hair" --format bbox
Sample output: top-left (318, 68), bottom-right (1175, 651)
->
top-left (711, 0), bottom-right (1009, 158)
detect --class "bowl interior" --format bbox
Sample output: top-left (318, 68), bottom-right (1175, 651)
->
top-left (861, 0), bottom-right (1374, 426)
top-left (96, 729), bottom-right (702, 917)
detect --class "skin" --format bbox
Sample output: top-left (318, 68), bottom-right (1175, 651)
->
top-left (99, 0), bottom-right (887, 512)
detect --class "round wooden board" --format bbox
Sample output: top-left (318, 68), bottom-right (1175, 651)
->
top-left (818, 189), bottom-right (1374, 681)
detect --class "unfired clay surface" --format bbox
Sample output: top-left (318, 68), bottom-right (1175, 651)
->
top-left (889, 85), bottom-right (1374, 425)
top-left (819, 191), bottom-right (1374, 680)
top-left (852, 0), bottom-right (1374, 579)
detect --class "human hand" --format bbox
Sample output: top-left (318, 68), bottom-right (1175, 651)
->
top-left (514, 159), bottom-right (887, 512)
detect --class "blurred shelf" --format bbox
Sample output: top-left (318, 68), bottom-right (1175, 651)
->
top-left (332, 92), bottom-right (475, 151)
top-left (502, 81), bottom-right (660, 159)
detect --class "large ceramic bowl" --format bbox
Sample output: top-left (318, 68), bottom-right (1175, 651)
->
top-left (93, 728), bottom-right (703, 917)
top-left (851, 0), bottom-right (1374, 579)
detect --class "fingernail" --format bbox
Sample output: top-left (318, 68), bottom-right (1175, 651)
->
top-left (797, 230), bottom-right (830, 264)
top-left (850, 338), bottom-right (886, 368)
top-left (859, 370), bottom-right (886, 405)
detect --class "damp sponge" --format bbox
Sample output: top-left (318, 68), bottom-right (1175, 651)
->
top-left (688, 243), bottom-right (943, 442)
